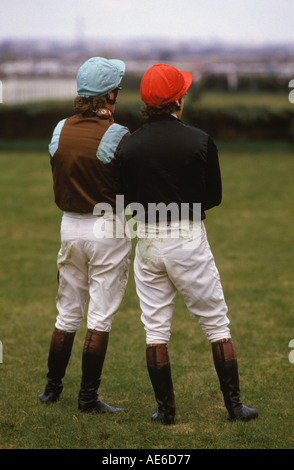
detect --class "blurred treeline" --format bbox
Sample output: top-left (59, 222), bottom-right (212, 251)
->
top-left (0, 73), bottom-right (293, 143)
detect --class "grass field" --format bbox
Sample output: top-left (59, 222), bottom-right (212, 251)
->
top-left (0, 143), bottom-right (294, 450)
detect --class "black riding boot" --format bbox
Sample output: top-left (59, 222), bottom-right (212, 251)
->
top-left (78, 329), bottom-right (124, 413)
top-left (39, 327), bottom-right (75, 403)
top-left (212, 338), bottom-right (258, 421)
top-left (146, 344), bottom-right (175, 425)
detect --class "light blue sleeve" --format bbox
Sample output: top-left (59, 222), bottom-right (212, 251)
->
top-left (48, 119), bottom-right (67, 157)
top-left (96, 123), bottom-right (129, 164)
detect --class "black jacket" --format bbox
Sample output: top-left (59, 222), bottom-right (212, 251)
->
top-left (118, 114), bottom-right (222, 222)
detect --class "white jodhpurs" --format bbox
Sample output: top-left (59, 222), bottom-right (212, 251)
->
top-left (54, 212), bottom-right (131, 333)
top-left (134, 221), bottom-right (231, 344)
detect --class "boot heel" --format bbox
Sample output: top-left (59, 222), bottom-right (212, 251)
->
top-left (38, 384), bottom-right (62, 404)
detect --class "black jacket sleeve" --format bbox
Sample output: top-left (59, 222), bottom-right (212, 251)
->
top-left (202, 137), bottom-right (222, 211)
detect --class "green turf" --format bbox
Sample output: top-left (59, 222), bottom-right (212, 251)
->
top-left (0, 145), bottom-right (294, 449)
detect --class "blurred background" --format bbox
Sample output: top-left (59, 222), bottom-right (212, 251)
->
top-left (1, 1), bottom-right (294, 450)
top-left (0, 0), bottom-right (294, 146)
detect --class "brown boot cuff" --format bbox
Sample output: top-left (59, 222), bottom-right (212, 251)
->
top-left (146, 343), bottom-right (170, 369)
top-left (212, 338), bottom-right (236, 364)
top-left (50, 327), bottom-right (76, 353)
top-left (83, 329), bottom-right (109, 356)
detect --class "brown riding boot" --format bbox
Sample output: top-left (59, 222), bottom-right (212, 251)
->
top-left (78, 329), bottom-right (124, 413)
top-left (212, 338), bottom-right (258, 421)
top-left (39, 327), bottom-right (76, 403)
top-left (146, 343), bottom-right (175, 425)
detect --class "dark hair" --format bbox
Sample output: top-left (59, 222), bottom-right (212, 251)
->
top-left (140, 98), bottom-right (182, 120)
top-left (73, 95), bottom-right (108, 117)
top-left (73, 88), bottom-right (120, 117)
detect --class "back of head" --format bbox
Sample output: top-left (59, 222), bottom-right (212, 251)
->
top-left (74, 57), bottom-right (126, 117)
top-left (77, 57), bottom-right (125, 98)
top-left (140, 63), bottom-right (192, 107)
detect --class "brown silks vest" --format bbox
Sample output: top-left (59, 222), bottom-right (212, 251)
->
top-left (49, 114), bottom-right (130, 213)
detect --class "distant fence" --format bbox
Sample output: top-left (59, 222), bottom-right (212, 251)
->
top-left (1, 79), bottom-right (77, 104)
top-left (1, 78), bottom-right (294, 141)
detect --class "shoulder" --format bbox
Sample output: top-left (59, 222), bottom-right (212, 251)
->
top-left (117, 124), bottom-right (145, 153)
top-left (179, 119), bottom-right (209, 137)
top-left (103, 123), bottom-right (130, 140)
top-left (49, 118), bottom-right (67, 157)
top-left (96, 123), bottom-right (130, 164)
top-left (179, 121), bottom-right (217, 150)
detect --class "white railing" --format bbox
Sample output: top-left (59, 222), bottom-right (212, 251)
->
top-left (1, 79), bottom-right (77, 104)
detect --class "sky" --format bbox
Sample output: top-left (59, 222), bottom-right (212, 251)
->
top-left (1, 0), bottom-right (294, 46)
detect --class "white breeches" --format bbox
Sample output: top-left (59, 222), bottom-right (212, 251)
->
top-left (54, 212), bottom-right (131, 333)
top-left (134, 221), bottom-right (230, 344)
